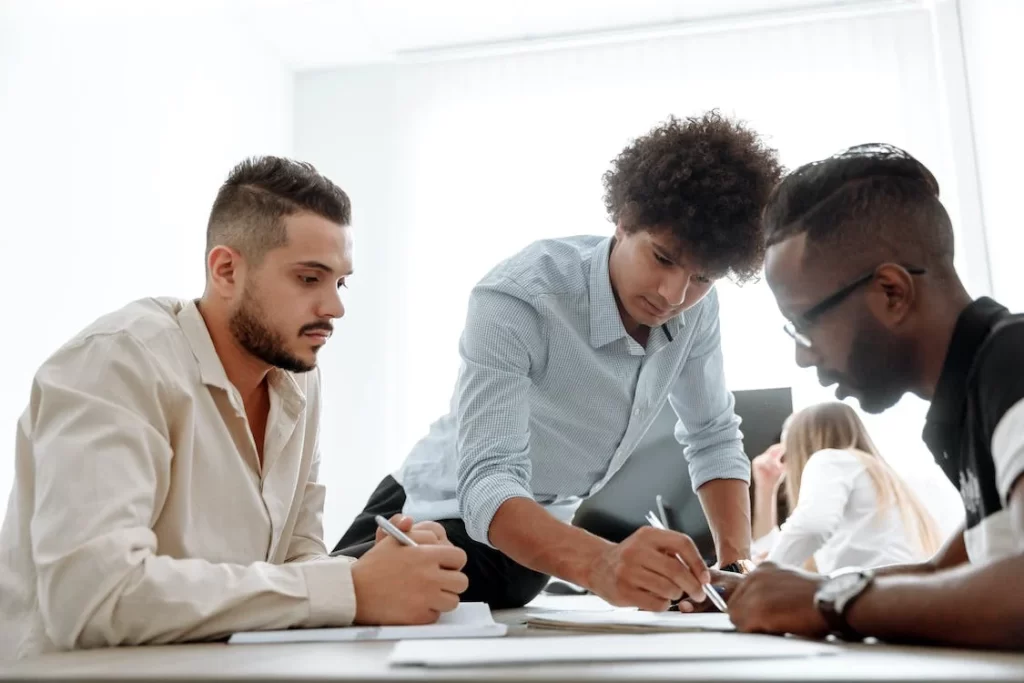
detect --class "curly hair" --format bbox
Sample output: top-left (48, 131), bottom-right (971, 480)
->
top-left (602, 111), bottom-right (783, 283)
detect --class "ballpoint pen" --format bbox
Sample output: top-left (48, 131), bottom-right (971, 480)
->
top-left (645, 510), bottom-right (729, 613)
top-left (374, 514), bottom-right (419, 547)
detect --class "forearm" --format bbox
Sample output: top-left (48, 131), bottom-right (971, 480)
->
top-left (847, 554), bottom-right (1024, 649)
top-left (873, 525), bottom-right (967, 578)
top-left (488, 497), bottom-right (612, 587)
top-left (697, 478), bottom-right (751, 565)
top-left (751, 488), bottom-right (777, 541)
top-left (38, 543), bottom-right (355, 649)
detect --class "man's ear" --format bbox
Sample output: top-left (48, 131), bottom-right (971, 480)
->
top-left (872, 263), bottom-right (915, 325)
top-left (207, 245), bottom-right (244, 298)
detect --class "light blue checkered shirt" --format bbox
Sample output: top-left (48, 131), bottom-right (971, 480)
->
top-left (396, 235), bottom-right (749, 545)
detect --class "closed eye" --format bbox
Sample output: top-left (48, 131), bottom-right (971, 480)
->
top-left (654, 252), bottom-right (673, 266)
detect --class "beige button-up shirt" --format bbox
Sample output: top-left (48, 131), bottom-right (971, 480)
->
top-left (0, 298), bottom-right (355, 660)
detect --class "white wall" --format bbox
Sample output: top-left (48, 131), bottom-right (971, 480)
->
top-left (0, 1), bottom-right (293, 525)
top-left (294, 65), bottom-right (405, 544)
top-left (297, 8), bottom-right (968, 541)
top-left (960, 0), bottom-right (1024, 312)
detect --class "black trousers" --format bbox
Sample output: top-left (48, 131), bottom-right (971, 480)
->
top-left (333, 475), bottom-right (550, 610)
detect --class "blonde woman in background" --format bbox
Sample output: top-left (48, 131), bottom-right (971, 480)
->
top-left (750, 402), bottom-right (942, 574)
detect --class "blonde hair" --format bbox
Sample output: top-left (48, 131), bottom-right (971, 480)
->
top-left (782, 402), bottom-right (941, 557)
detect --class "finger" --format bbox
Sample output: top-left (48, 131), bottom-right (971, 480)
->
top-left (648, 530), bottom-right (710, 584)
top-left (389, 514), bottom-right (414, 531)
top-left (424, 544), bottom-right (468, 570)
top-left (428, 591), bottom-right (460, 614)
top-left (407, 529), bottom-right (446, 545)
top-left (629, 566), bottom-right (683, 602)
top-left (637, 547), bottom-right (704, 601)
top-left (625, 586), bottom-right (672, 613)
top-left (413, 520), bottom-right (449, 543)
top-left (439, 569), bottom-right (470, 595)
top-left (411, 609), bottom-right (441, 625)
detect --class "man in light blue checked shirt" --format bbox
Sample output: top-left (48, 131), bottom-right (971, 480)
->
top-left (334, 111), bottom-right (783, 610)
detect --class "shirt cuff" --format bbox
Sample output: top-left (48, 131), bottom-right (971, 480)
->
top-left (299, 557), bottom-right (356, 626)
top-left (460, 475), bottom-right (534, 547)
top-left (688, 446), bottom-right (751, 492)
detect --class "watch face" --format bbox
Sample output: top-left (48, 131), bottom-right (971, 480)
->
top-left (818, 572), bottom-right (865, 603)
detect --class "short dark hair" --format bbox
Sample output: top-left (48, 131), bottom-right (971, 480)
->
top-left (206, 156), bottom-right (351, 265)
top-left (763, 143), bottom-right (955, 278)
top-left (602, 111), bottom-right (783, 283)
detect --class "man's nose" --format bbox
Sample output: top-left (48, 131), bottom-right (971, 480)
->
top-left (659, 272), bottom-right (690, 307)
top-left (794, 343), bottom-right (819, 369)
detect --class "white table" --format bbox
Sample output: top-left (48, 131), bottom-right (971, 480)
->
top-left (4, 595), bottom-right (1023, 682)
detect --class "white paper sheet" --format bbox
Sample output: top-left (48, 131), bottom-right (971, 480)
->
top-left (389, 632), bottom-right (838, 667)
top-left (228, 602), bottom-right (506, 644)
top-left (526, 609), bottom-right (735, 633)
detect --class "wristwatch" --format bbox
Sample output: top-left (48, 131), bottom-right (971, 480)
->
top-left (813, 568), bottom-right (875, 641)
top-left (719, 560), bottom-right (755, 574)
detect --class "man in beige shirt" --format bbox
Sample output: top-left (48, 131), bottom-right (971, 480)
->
top-left (0, 157), bottom-right (468, 660)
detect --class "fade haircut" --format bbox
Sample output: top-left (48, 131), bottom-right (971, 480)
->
top-left (763, 144), bottom-right (955, 279)
top-left (206, 156), bottom-right (351, 266)
top-left (602, 111), bottom-right (783, 284)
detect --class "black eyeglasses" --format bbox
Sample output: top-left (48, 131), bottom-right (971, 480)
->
top-left (783, 265), bottom-right (926, 349)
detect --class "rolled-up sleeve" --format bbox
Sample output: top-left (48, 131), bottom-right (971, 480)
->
top-left (668, 290), bottom-right (750, 491)
top-left (455, 280), bottom-right (544, 545)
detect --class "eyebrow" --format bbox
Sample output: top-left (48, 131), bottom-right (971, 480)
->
top-left (293, 261), bottom-right (355, 278)
top-left (651, 244), bottom-right (678, 263)
top-left (295, 260), bottom-right (334, 272)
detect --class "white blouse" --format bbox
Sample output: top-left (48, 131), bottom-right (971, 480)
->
top-left (754, 449), bottom-right (929, 575)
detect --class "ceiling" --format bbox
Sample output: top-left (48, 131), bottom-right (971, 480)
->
top-left (230, 0), bottom-right (920, 70)
top-left (6, 0), bottom-right (923, 71)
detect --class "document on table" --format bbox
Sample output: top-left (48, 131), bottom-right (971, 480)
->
top-left (227, 602), bottom-right (506, 644)
top-left (525, 609), bottom-right (735, 633)
top-left (389, 632), bottom-right (839, 668)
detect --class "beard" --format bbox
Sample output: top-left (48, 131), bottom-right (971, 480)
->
top-left (840, 315), bottom-right (917, 414)
top-left (229, 286), bottom-right (315, 374)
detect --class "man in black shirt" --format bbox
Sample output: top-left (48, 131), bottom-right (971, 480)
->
top-left (723, 144), bottom-right (1024, 649)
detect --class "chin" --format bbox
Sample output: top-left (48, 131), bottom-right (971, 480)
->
top-left (853, 391), bottom-right (903, 415)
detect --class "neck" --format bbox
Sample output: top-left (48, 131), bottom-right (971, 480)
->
top-left (196, 296), bottom-right (271, 402)
top-left (912, 282), bottom-right (973, 400)
top-left (607, 236), bottom-right (646, 340)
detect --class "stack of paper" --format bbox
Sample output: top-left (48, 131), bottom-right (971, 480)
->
top-left (227, 602), bottom-right (506, 644)
top-left (390, 632), bottom-right (839, 667)
top-left (525, 609), bottom-right (735, 634)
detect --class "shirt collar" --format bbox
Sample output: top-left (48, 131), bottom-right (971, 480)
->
top-left (176, 299), bottom-right (306, 417)
top-left (588, 237), bottom-right (684, 349)
top-left (924, 297), bottom-right (1008, 430)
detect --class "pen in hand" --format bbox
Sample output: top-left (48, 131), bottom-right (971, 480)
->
top-left (644, 510), bottom-right (729, 613)
top-left (374, 514), bottom-right (419, 547)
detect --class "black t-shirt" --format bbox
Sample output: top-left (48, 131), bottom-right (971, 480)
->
top-left (922, 297), bottom-right (1024, 563)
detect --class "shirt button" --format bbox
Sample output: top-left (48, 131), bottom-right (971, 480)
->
top-left (633, 408), bottom-right (641, 416)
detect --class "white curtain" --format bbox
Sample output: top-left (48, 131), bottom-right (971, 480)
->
top-left (299, 8), bottom-right (968, 541)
